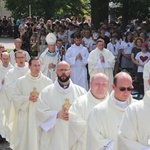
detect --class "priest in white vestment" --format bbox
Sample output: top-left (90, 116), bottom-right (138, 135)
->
top-left (86, 72), bottom-right (136, 150)
top-left (36, 61), bottom-right (87, 150)
top-left (3, 50), bottom-right (29, 141)
top-left (0, 52), bottom-right (13, 142)
top-left (88, 38), bottom-right (115, 93)
top-left (40, 33), bottom-right (60, 82)
top-left (65, 34), bottom-right (89, 91)
top-left (0, 44), bottom-right (5, 65)
top-left (10, 57), bottom-right (52, 150)
top-left (118, 90), bottom-right (150, 150)
top-left (143, 61), bottom-right (150, 93)
top-left (69, 73), bottom-right (109, 150)
top-left (9, 38), bottom-right (30, 66)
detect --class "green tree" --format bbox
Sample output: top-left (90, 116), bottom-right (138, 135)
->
top-left (90, 0), bottom-right (109, 29)
top-left (110, 0), bottom-right (150, 30)
top-left (4, 0), bottom-right (90, 19)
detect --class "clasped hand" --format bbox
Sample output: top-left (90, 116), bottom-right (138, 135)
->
top-left (57, 109), bottom-right (69, 121)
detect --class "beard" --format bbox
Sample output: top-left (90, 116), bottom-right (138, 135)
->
top-left (57, 74), bottom-right (70, 82)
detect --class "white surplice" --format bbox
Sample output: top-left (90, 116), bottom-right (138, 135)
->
top-left (69, 90), bottom-right (109, 150)
top-left (39, 48), bottom-right (60, 82)
top-left (36, 79), bottom-right (87, 150)
top-left (88, 48), bottom-right (115, 93)
top-left (118, 90), bottom-right (150, 150)
top-left (143, 61), bottom-right (150, 93)
top-left (0, 63), bottom-right (13, 138)
top-left (3, 63), bottom-right (29, 141)
top-left (86, 91), bottom-right (136, 150)
top-left (10, 72), bottom-right (52, 150)
top-left (65, 44), bottom-right (89, 91)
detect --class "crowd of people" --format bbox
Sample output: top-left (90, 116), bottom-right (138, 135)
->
top-left (0, 15), bottom-right (150, 150)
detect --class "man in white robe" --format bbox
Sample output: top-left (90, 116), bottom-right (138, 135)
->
top-left (36, 61), bottom-right (87, 150)
top-left (9, 38), bottom-right (30, 66)
top-left (65, 34), bottom-right (89, 91)
top-left (88, 38), bottom-right (115, 92)
top-left (0, 44), bottom-right (5, 65)
top-left (10, 57), bottom-right (52, 150)
top-left (87, 72), bottom-right (136, 150)
top-left (118, 90), bottom-right (150, 150)
top-left (3, 50), bottom-right (29, 140)
top-left (40, 33), bottom-right (60, 82)
top-left (143, 61), bottom-right (150, 93)
top-left (69, 73), bottom-right (109, 150)
top-left (0, 52), bottom-right (13, 142)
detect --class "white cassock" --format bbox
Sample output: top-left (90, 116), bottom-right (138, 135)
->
top-left (0, 63), bottom-right (13, 138)
top-left (69, 91), bottom-right (109, 150)
top-left (9, 50), bottom-right (30, 66)
top-left (10, 71), bottom-right (52, 150)
top-left (118, 90), bottom-right (150, 150)
top-left (65, 44), bottom-right (89, 91)
top-left (88, 48), bottom-right (115, 93)
top-left (143, 61), bottom-right (150, 93)
top-left (3, 63), bottom-right (29, 141)
top-left (40, 48), bottom-right (60, 82)
top-left (86, 91), bottom-right (136, 150)
top-left (36, 79), bottom-right (87, 150)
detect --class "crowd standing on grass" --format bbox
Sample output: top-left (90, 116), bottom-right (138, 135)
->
top-left (0, 15), bottom-right (150, 150)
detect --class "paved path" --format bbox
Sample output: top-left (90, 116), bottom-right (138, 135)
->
top-left (0, 37), bottom-right (15, 50)
top-left (0, 141), bottom-right (11, 150)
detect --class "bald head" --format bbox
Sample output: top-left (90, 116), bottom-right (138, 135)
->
top-left (1, 52), bottom-right (10, 67)
top-left (90, 73), bottom-right (109, 99)
top-left (113, 72), bottom-right (132, 86)
top-left (56, 61), bottom-right (71, 85)
top-left (56, 61), bottom-right (70, 71)
top-left (112, 72), bottom-right (133, 101)
top-left (14, 38), bottom-right (22, 49)
top-left (91, 73), bottom-right (109, 84)
top-left (14, 38), bottom-right (22, 43)
top-left (1, 52), bottom-right (9, 57)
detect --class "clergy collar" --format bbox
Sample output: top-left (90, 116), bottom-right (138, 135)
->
top-left (46, 50), bottom-right (57, 57)
top-left (1, 65), bottom-right (9, 70)
top-left (16, 65), bottom-right (27, 70)
top-left (114, 98), bottom-right (129, 108)
top-left (110, 91), bottom-right (132, 110)
top-left (54, 79), bottom-right (73, 94)
top-left (28, 71), bottom-right (41, 80)
top-left (58, 81), bottom-right (69, 89)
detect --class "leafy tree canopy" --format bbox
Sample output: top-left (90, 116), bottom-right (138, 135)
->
top-left (4, 0), bottom-right (90, 19)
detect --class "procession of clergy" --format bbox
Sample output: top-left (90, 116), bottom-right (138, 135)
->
top-left (0, 32), bottom-right (150, 150)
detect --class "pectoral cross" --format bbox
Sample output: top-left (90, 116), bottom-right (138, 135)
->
top-left (62, 98), bottom-right (71, 111)
top-left (30, 87), bottom-right (39, 96)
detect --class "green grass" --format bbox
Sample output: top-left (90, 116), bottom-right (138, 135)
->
top-left (6, 49), bottom-right (13, 53)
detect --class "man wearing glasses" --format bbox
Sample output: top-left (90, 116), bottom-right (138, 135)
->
top-left (86, 72), bottom-right (136, 150)
top-left (118, 90), bottom-right (150, 150)
top-left (36, 61), bottom-right (87, 150)
top-left (3, 50), bottom-right (29, 141)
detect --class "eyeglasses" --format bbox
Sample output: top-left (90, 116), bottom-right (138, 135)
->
top-left (57, 69), bottom-right (70, 72)
top-left (117, 86), bottom-right (134, 91)
top-left (15, 57), bottom-right (25, 59)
